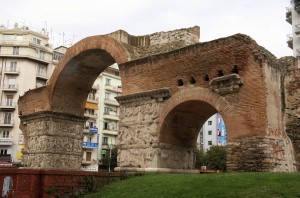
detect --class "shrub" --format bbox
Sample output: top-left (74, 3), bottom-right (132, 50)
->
top-left (195, 145), bottom-right (227, 171)
top-left (102, 148), bottom-right (118, 171)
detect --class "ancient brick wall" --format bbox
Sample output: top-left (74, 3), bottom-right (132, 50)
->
top-left (0, 169), bottom-right (124, 198)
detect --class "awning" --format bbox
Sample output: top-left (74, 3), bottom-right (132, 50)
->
top-left (85, 102), bottom-right (99, 110)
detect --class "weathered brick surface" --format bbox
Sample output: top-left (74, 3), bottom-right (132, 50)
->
top-left (0, 169), bottom-right (124, 198)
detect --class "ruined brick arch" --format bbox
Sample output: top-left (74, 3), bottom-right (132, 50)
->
top-left (47, 35), bottom-right (132, 116)
top-left (158, 87), bottom-right (235, 148)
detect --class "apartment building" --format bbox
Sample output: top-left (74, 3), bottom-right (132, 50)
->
top-left (286, 0), bottom-right (300, 68)
top-left (197, 113), bottom-right (227, 150)
top-left (98, 64), bottom-right (121, 163)
top-left (0, 24), bottom-right (54, 164)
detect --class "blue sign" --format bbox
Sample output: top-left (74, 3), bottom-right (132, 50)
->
top-left (89, 127), bottom-right (98, 134)
top-left (82, 142), bottom-right (98, 149)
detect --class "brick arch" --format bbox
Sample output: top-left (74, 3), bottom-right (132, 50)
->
top-left (158, 87), bottom-right (239, 148)
top-left (48, 35), bottom-right (132, 116)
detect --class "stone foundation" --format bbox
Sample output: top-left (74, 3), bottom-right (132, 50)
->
top-left (19, 111), bottom-right (87, 170)
top-left (227, 136), bottom-right (296, 172)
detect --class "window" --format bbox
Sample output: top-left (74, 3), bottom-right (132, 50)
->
top-left (104, 122), bottom-right (109, 130)
top-left (114, 71), bottom-right (120, 76)
top-left (1, 131), bottom-right (10, 138)
top-left (104, 107), bottom-right (110, 114)
top-left (0, 150), bottom-right (7, 155)
top-left (9, 61), bottom-right (17, 72)
top-left (13, 46), bottom-right (19, 55)
top-left (86, 152), bottom-right (92, 161)
top-left (208, 121), bottom-right (212, 125)
top-left (36, 79), bottom-right (46, 88)
top-left (39, 51), bottom-right (45, 60)
top-left (4, 113), bottom-right (12, 124)
top-left (88, 89), bottom-right (96, 100)
top-left (16, 35), bottom-right (23, 41)
top-left (208, 141), bottom-right (212, 145)
top-left (102, 137), bottom-right (108, 145)
top-left (3, 34), bottom-right (13, 41)
top-left (105, 78), bottom-right (111, 85)
top-left (7, 78), bottom-right (16, 89)
top-left (104, 92), bottom-right (110, 99)
top-left (37, 64), bottom-right (47, 76)
top-left (208, 130), bottom-right (212, 135)
top-left (53, 52), bottom-right (62, 61)
top-left (89, 122), bottom-right (94, 128)
top-left (33, 38), bottom-right (41, 45)
top-left (6, 95), bottom-right (13, 106)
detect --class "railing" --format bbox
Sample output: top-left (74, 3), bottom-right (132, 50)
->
top-left (4, 67), bottom-right (20, 74)
top-left (105, 85), bottom-right (122, 93)
top-left (0, 138), bottom-right (13, 145)
top-left (0, 101), bottom-right (16, 108)
top-left (36, 72), bottom-right (49, 79)
top-left (2, 84), bottom-right (18, 91)
top-left (82, 142), bottom-right (98, 149)
top-left (104, 98), bottom-right (119, 106)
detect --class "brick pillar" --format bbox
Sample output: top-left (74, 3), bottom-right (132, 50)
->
top-left (19, 111), bottom-right (87, 170)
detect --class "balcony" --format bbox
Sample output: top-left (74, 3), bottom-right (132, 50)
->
top-left (287, 34), bottom-right (293, 49)
top-left (86, 97), bottom-right (98, 104)
top-left (103, 112), bottom-right (120, 121)
top-left (2, 84), bottom-right (18, 92)
top-left (0, 120), bottom-right (14, 127)
top-left (92, 84), bottom-right (100, 90)
top-left (104, 98), bottom-right (119, 106)
top-left (82, 159), bottom-right (97, 165)
top-left (0, 101), bottom-right (16, 109)
top-left (84, 113), bottom-right (98, 119)
top-left (0, 138), bottom-right (12, 145)
top-left (36, 72), bottom-right (49, 80)
top-left (82, 142), bottom-right (98, 149)
top-left (4, 67), bottom-right (20, 75)
top-left (102, 129), bottom-right (118, 136)
top-left (105, 85), bottom-right (122, 93)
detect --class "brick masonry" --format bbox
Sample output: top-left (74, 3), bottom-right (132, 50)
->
top-left (18, 27), bottom-right (298, 172)
top-left (0, 169), bottom-right (124, 198)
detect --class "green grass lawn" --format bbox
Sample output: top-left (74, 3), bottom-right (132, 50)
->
top-left (86, 172), bottom-right (300, 198)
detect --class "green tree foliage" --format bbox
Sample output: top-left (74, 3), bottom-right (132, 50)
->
top-left (195, 145), bottom-right (227, 171)
top-left (102, 148), bottom-right (118, 171)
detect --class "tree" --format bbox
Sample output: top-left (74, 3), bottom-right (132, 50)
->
top-left (195, 145), bottom-right (227, 171)
top-left (102, 148), bottom-right (118, 171)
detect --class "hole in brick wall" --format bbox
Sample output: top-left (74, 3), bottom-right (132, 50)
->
top-left (190, 77), bottom-right (196, 84)
top-left (218, 70), bottom-right (224, 77)
top-left (204, 74), bottom-right (209, 81)
top-left (232, 65), bottom-right (239, 74)
top-left (177, 79), bottom-right (184, 86)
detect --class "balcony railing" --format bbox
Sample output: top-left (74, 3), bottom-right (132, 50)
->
top-left (0, 120), bottom-right (14, 127)
top-left (36, 72), bottom-right (49, 80)
top-left (82, 142), bottom-right (98, 149)
top-left (103, 112), bottom-right (120, 121)
top-left (0, 138), bottom-right (13, 145)
top-left (105, 85), bottom-right (122, 93)
top-left (104, 98), bottom-right (119, 106)
top-left (2, 84), bottom-right (18, 92)
top-left (102, 129), bottom-right (118, 136)
top-left (0, 101), bottom-right (16, 109)
top-left (4, 67), bottom-right (20, 75)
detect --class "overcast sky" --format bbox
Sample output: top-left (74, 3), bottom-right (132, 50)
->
top-left (0, 0), bottom-right (292, 58)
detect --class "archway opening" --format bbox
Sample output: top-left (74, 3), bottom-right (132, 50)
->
top-left (159, 100), bottom-right (227, 170)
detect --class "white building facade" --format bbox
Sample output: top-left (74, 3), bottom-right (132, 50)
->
top-left (286, 0), bottom-right (300, 68)
top-left (197, 113), bottom-right (227, 150)
top-left (0, 25), bottom-right (55, 164)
